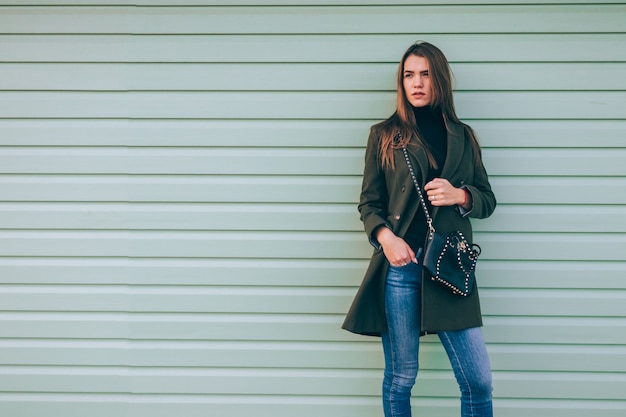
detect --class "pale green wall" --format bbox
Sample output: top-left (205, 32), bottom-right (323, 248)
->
top-left (0, 1), bottom-right (625, 416)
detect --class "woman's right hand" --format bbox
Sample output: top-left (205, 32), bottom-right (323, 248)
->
top-left (375, 226), bottom-right (418, 267)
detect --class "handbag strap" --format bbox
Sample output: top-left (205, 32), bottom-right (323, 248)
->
top-left (401, 147), bottom-right (436, 234)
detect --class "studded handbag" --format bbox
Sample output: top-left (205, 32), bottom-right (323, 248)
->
top-left (402, 148), bottom-right (481, 297)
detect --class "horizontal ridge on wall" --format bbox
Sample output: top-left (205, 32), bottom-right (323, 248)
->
top-left (1, 4), bottom-right (625, 34)
top-left (2, 91), bottom-right (625, 119)
top-left (2, 34), bottom-right (626, 62)
top-left (1, 120), bottom-right (625, 147)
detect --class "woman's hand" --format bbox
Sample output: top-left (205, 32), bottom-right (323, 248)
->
top-left (375, 226), bottom-right (418, 267)
top-left (424, 178), bottom-right (470, 209)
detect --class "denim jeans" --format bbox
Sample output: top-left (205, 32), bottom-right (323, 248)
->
top-left (382, 261), bottom-right (493, 417)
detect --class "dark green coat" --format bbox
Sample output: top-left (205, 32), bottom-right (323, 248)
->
top-left (342, 121), bottom-right (496, 336)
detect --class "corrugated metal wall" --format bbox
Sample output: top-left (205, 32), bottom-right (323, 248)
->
top-left (0, 1), bottom-right (625, 416)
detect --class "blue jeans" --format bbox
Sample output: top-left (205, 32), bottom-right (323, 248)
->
top-left (382, 261), bottom-right (493, 417)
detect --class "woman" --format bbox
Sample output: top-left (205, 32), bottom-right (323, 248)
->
top-left (342, 41), bottom-right (497, 417)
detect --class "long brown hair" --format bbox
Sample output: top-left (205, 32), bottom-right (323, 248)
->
top-left (375, 41), bottom-right (481, 169)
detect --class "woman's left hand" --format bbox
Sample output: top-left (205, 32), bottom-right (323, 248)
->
top-left (424, 178), bottom-right (466, 207)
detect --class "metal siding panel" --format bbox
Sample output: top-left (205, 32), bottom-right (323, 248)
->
top-left (10, 147), bottom-right (619, 177)
top-left (10, 231), bottom-right (607, 261)
top-left (6, 62), bottom-right (626, 91)
top-left (6, 340), bottom-right (626, 374)
top-left (3, 286), bottom-right (625, 318)
top-left (136, 5), bottom-right (625, 34)
top-left (4, 313), bottom-right (625, 344)
top-left (2, 258), bottom-right (624, 289)
top-left (3, 34), bottom-right (626, 63)
top-left (8, 175), bottom-right (625, 204)
top-left (5, 229), bottom-right (625, 261)
top-left (6, 368), bottom-right (619, 399)
top-left (3, 119), bottom-right (624, 148)
top-left (0, 397), bottom-right (623, 417)
top-left (8, 91), bottom-right (625, 119)
top-left (4, 5), bottom-right (625, 34)
top-left (0, 203), bottom-right (601, 233)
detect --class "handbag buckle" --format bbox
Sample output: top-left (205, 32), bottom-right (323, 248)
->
top-left (427, 218), bottom-right (435, 234)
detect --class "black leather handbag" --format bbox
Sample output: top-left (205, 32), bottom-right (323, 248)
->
top-left (402, 148), bottom-right (481, 297)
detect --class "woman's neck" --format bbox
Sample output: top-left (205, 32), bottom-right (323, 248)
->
top-left (412, 105), bottom-right (443, 125)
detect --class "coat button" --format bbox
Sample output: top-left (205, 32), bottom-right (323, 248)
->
top-left (394, 213), bottom-right (401, 220)
top-left (401, 185), bottom-right (406, 192)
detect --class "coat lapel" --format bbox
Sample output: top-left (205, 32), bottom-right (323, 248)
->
top-left (440, 121), bottom-right (466, 180)
top-left (432, 122), bottom-right (465, 219)
top-left (405, 134), bottom-right (430, 187)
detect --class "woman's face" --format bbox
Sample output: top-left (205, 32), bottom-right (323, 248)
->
top-left (402, 55), bottom-right (433, 108)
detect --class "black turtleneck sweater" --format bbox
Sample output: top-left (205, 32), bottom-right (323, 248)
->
top-left (403, 106), bottom-right (447, 251)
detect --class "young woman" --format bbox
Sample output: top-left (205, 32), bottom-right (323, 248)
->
top-left (342, 41), bottom-right (497, 417)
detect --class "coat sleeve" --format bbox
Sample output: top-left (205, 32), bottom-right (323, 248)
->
top-left (461, 147), bottom-right (496, 220)
top-left (357, 128), bottom-right (390, 249)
